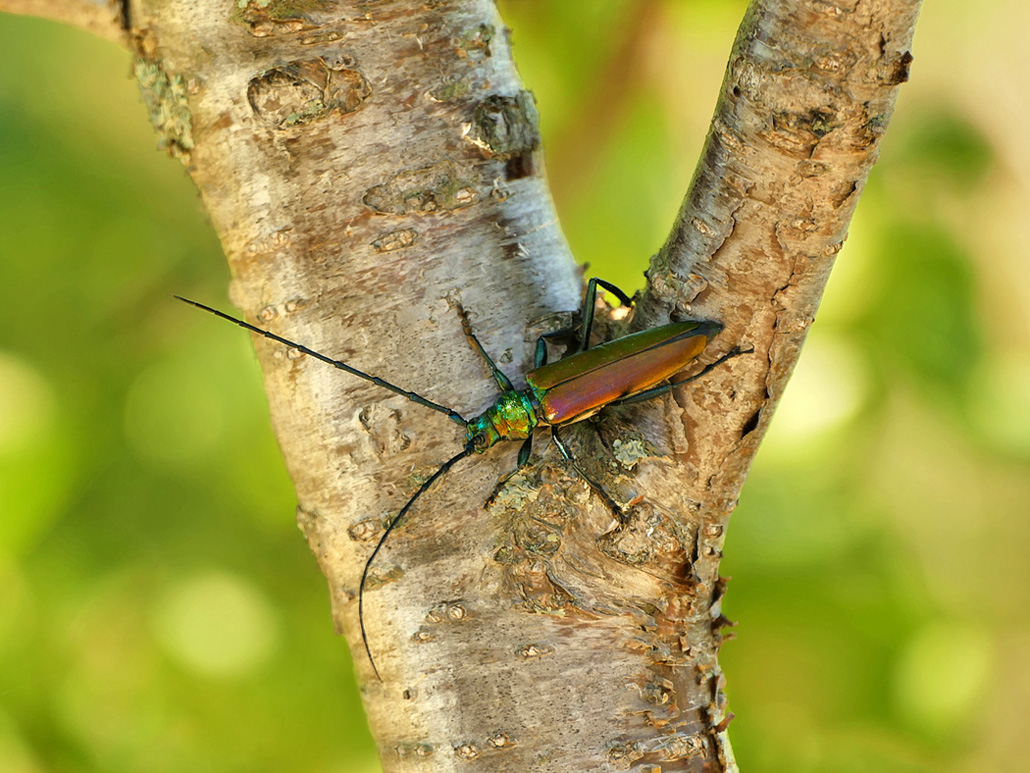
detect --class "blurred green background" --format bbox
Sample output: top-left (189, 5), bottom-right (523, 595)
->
top-left (1, 0), bottom-right (1028, 771)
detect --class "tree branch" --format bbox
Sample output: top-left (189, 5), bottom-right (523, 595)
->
top-left (615, 1), bottom-right (922, 763)
top-left (2, 0), bottom-right (922, 769)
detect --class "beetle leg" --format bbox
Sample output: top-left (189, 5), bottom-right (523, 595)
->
top-left (551, 427), bottom-right (625, 520)
top-left (610, 346), bottom-right (752, 407)
top-left (551, 427), bottom-right (570, 461)
top-left (517, 435), bottom-right (534, 468)
top-left (450, 299), bottom-right (515, 392)
top-left (591, 277), bottom-right (633, 307)
top-left (533, 336), bottom-right (548, 369)
top-left (532, 324), bottom-right (581, 367)
top-left (531, 278), bottom-right (634, 367)
top-left (577, 278), bottom-right (634, 353)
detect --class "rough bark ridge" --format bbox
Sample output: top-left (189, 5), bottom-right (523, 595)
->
top-left (1, 0), bottom-right (921, 769)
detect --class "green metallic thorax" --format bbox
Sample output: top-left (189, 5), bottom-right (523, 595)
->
top-left (465, 390), bottom-right (538, 452)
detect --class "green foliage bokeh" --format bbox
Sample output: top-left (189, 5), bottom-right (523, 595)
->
top-left (2, 1), bottom-right (1028, 771)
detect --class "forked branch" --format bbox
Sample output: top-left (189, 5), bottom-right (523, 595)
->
top-left (0, 0), bottom-right (922, 769)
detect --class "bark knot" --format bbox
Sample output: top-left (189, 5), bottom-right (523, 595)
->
top-left (465, 92), bottom-right (541, 178)
top-left (248, 57), bottom-right (370, 129)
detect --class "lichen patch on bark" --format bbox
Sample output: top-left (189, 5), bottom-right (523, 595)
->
top-left (133, 58), bottom-right (194, 159)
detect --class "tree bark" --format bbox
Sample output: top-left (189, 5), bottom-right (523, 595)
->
top-left (1, 0), bottom-right (921, 769)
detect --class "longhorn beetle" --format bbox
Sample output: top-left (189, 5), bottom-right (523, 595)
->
top-left (177, 279), bottom-right (744, 678)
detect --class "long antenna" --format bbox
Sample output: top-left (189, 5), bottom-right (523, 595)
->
top-left (176, 297), bottom-right (467, 425)
top-left (359, 442), bottom-right (475, 680)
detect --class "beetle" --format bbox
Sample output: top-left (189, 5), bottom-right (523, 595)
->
top-left (177, 279), bottom-right (743, 678)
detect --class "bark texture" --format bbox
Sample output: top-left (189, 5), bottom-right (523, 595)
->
top-left (2, 0), bottom-right (921, 770)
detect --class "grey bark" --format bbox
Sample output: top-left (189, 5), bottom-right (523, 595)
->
top-left (0, 0), bottom-right (921, 769)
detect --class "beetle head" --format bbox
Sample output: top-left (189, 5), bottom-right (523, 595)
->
top-left (465, 414), bottom-right (500, 453)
